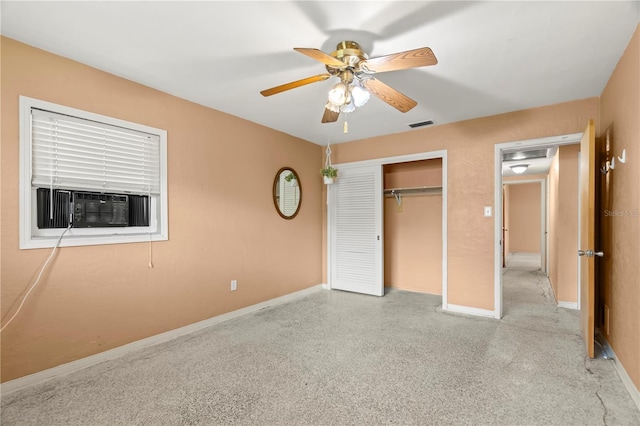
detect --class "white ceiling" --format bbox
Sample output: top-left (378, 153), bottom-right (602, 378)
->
top-left (2, 1), bottom-right (639, 146)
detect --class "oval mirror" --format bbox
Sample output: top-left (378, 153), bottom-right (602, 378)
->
top-left (273, 167), bottom-right (302, 219)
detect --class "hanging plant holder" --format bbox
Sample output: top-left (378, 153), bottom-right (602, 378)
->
top-left (321, 144), bottom-right (338, 185)
top-left (284, 172), bottom-right (298, 186)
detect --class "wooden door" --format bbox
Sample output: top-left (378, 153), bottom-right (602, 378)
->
top-left (579, 119), bottom-right (597, 358)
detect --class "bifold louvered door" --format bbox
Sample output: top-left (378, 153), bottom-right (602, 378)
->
top-left (329, 163), bottom-right (383, 296)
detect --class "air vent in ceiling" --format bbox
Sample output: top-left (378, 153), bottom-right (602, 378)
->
top-left (408, 120), bottom-right (434, 128)
top-left (503, 148), bottom-right (549, 162)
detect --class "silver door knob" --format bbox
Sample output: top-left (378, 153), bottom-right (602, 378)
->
top-left (578, 249), bottom-right (604, 258)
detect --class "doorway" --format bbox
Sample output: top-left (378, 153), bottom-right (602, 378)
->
top-left (503, 179), bottom-right (546, 273)
top-left (494, 132), bottom-right (583, 318)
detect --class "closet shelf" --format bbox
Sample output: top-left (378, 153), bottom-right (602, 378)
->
top-left (384, 186), bottom-right (442, 196)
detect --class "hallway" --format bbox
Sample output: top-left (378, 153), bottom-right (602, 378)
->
top-left (505, 252), bottom-right (542, 272)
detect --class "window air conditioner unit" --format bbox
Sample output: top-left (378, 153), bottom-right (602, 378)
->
top-left (37, 189), bottom-right (149, 229)
top-left (72, 191), bottom-right (129, 227)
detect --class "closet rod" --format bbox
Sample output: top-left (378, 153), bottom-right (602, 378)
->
top-left (383, 186), bottom-right (442, 196)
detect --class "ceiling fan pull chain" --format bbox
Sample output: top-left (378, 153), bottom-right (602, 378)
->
top-left (343, 119), bottom-right (348, 134)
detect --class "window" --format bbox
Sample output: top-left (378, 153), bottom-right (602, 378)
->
top-left (20, 96), bottom-right (168, 249)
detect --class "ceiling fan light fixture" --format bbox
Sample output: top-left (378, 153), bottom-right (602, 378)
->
top-left (341, 100), bottom-right (356, 113)
top-left (351, 84), bottom-right (370, 107)
top-left (325, 102), bottom-right (341, 113)
top-left (510, 164), bottom-right (529, 174)
top-left (328, 83), bottom-right (348, 105)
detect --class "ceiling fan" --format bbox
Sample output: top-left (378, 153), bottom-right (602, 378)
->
top-left (260, 41), bottom-right (438, 123)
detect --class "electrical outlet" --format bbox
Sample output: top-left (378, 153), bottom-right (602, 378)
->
top-left (484, 206), bottom-right (492, 217)
top-left (231, 280), bottom-right (237, 291)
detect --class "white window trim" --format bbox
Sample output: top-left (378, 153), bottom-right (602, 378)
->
top-left (19, 96), bottom-right (169, 249)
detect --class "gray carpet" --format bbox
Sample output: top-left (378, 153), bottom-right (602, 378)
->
top-left (505, 252), bottom-right (541, 271)
top-left (2, 270), bottom-right (639, 425)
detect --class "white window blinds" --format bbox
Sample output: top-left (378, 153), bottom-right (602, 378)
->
top-left (31, 108), bottom-right (161, 195)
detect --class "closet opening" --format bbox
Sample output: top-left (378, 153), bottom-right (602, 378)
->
top-left (383, 159), bottom-right (443, 298)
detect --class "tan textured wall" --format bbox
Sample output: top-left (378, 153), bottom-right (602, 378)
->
top-left (383, 160), bottom-right (442, 294)
top-left (503, 174), bottom-right (548, 263)
top-left (504, 173), bottom-right (548, 182)
top-left (384, 159), bottom-right (443, 189)
top-left (599, 25), bottom-right (640, 390)
top-left (0, 37), bottom-right (323, 382)
top-left (332, 98), bottom-right (599, 310)
top-left (508, 183), bottom-right (541, 253)
top-left (557, 145), bottom-right (580, 303)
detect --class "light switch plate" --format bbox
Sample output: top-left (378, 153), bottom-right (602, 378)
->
top-left (484, 206), bottom-right (492, 217)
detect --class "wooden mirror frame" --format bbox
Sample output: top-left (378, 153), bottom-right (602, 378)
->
top-left (272, 167), bottom-right (302, 219)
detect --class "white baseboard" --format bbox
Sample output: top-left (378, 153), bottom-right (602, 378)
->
top-left (1, 284), bottom-right (324, 396)
top-left (557, 301), bottom-right (578, 309)
top-left (444, 303), bottom-right (496, 319)
top-left (601, 335), bottom-right (640, 412)
top-left (321, 283), bottom-right (330, 290)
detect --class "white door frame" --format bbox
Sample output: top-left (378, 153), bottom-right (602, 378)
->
top-left (328, 150), bottom-right (448, 307)
top-left (494, 133), bottom-right (582, 319)
top-left (546, 177), bottom-right (551, 275)
top-left (502, 178), bottom-right (547, 274)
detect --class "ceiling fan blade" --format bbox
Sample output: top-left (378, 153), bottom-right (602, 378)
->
top-left (360, 77), bottom-right (417, 113)
top-left (321, 107), bottom-right (340, 123)
top-left (360, 47), bottom-right (437, 73)
top-left (260, 73), bottom-right (331, 97)
top-left (294, 48), bottom-right (345, 68)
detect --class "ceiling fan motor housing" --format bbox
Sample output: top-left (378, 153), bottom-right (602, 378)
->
top-left (328, 41), bottom-right (368, 71)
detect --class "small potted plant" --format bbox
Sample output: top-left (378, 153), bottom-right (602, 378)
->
top-left (284, 172), bottom-right (298, 186)
top-left (320, 166), bottom-right (338, 184)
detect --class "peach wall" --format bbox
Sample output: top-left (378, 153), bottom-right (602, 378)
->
top-left (384, 159), bottom-right (443, 188)
top-left (504, 173), bottom-right (548, 182)
top-left (557, 145), bottom-right (579, 303)
top-left (599, 25), bottom-right (640, 390)
top-left (332, 98), bottom-right (599, 310)
top-left (0, 37), bottom-right (323, 382)
top-left (507, 182), bottom-right (541, 253)
top-left (384, 160), bottom-right (442, 294)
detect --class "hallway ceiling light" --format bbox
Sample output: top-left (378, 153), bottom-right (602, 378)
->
top-left (510, 164), bottom-right (529, 174)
